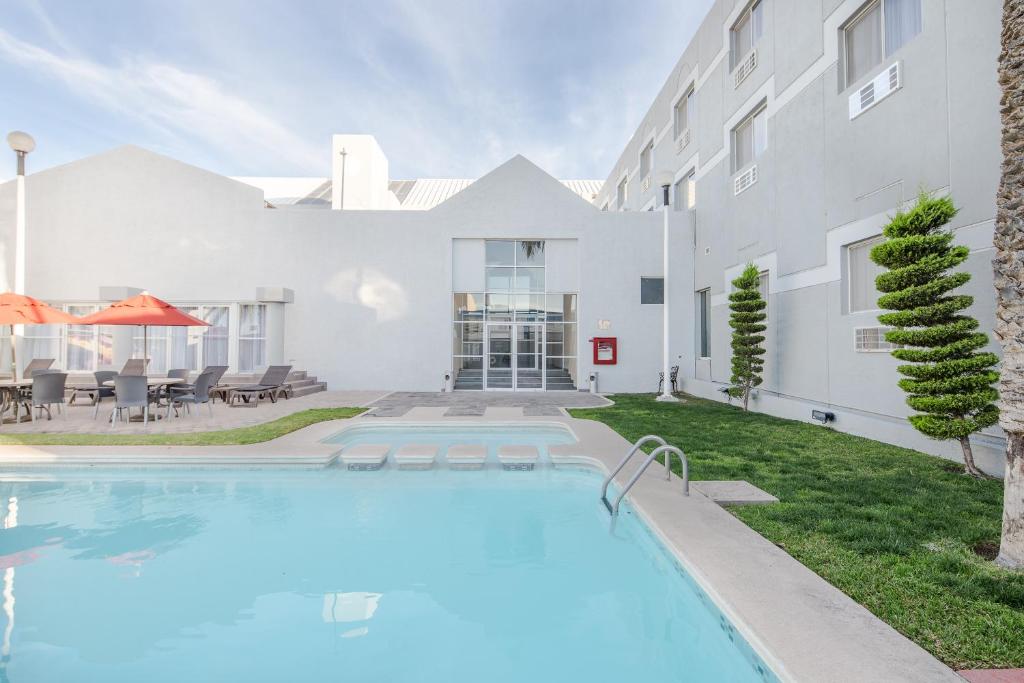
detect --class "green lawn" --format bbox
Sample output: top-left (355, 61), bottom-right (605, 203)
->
top-left (0, 407), bottom-right (365, 446)
top-left (570, 394), bottom-right (1023, 670)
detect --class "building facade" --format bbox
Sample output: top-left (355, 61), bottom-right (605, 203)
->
top-left (595, 0), bottom-right (1004, 471)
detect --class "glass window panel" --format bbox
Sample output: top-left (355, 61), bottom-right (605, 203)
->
top-left (24, 323), bottom-right (62, 370)
top-left (845, 1), bottom-right (883, 85)
top-left (485, 240), bottom-right (515, 266)
top-left (513, 294), bottom-right (545, 322)
top-left (202, 306), bottom-right (230, 367)
top-left (513, 267), bottom-right (544, 292)
top-left (641, 277), bottom-right (665, 304)
top-left (486, 267), bottom-right (514, 291)
top-left (674, 96), bottom-right (687, 138)
top-left (485, 294), bottom-right (511, 321)
top-left (848, 236), bottom-right (885, 312)
top-left (617, 178), bottom-right (627, 208)
top-left (453, 293), bottom-right (484, 321)
top-left (751, 0), bottom-right (763, 43)
top-left (753, 109), bottom-right (767, 157)
top-left (884, 0), bottom-right (921, 56)
top-left (133, 327), bottom-right (168, 373)
top-left (452, 323), bottom-right (484, 356)
top-left (65, 305), bottom-right (96, 372)
top-left (735, 117), bottom-right (753, 170)
top-left (516, 241), bottom-right (545, 266)
top-left (544, 294), bottom-right (576, 322)
top-left (640, 142), bottom-right (653, 178)
top-left (698, 290), bottom-right (711, 358)
top-left (239, 304), bottom-right (267, 373)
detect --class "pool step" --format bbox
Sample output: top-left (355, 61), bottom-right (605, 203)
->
top-left (394, 444), bottom-right (438, 470)
top-left (339, 444), bottom-right (389, 470)
top-left (498, 445), bottom-right (539, 471)
top-left (446, 444), bottom-right (488, 469)
top-left (337, 444), bottom-right (545, 471)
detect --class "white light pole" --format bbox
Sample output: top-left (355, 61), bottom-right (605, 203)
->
top-left (6, 131), bottom-right (34, 295)
top-left (655, 170), bottom-right (678, 402)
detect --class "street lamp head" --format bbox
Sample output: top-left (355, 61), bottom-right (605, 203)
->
top-left (7, 131), bottom-right (35, 154)
top-left (655, 169), bottom-right (674, 189)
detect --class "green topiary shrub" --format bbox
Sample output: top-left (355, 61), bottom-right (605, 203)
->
top-left (870, 192), bottom-right (999, 476)
top-left (728, 264), bottom-right (767, 411)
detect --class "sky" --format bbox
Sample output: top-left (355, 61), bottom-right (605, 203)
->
top-left (0, 0), bottom-right (713, 182)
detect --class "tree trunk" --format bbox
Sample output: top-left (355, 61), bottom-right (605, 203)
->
top-left (995, 0), bottom-right (1024, 568)
top-left (999, 433), bottom-right (1024, 567)
top-left (958, 435), bottom-right (985, 478)
top-left (742, 385), bottom-right (750, 412)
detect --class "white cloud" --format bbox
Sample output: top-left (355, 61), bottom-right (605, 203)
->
top-left (0, 27), bottom-right (322, 174)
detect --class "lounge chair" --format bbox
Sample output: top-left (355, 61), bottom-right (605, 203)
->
top-left (228, 365), bottom-right (293, 406)
top-left (68, 369), bottom-right (118, 411)
top-left (120, 358), bottom-right (149, 376)
top-left (22, 358), bottom-right (54, 378)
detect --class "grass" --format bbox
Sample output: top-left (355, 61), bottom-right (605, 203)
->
top-left (570, 394), bottom-right (1023, 670)
top-left (0, 407), bottom-right (365, 446)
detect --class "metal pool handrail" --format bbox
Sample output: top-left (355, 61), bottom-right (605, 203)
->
top-left (600, 435), bottom-right (666, 513)
top-left (603, 442), bottom-right (689, 516)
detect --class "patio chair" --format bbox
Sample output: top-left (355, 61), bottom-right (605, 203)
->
top-left (173, 365), bottom-right (228, 401)
top-left (70, 370), bottom-right (119, 418)
top-left (29, 372), bottom-right (68, 421)
top-left (120, 358), bottom-right (149, 376)
top-left (22, 358), bottom-right (55, 378)
top-left (110, 375), bottom-right (152, 426)
top-left (168, 371), bottom-right (214, 419)
top-left (228, 365), bottom-right (293, 407)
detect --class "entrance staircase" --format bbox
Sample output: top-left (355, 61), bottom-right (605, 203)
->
top-left (452, 368), bottom-right (576, 391)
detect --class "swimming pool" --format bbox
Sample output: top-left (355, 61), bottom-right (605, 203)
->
top-left (324, 422), bottom-right (578, 462)
top-left (0, 468), bottom-right (777, 682)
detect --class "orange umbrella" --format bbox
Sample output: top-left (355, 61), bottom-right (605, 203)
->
top-left (77, 293), bottom-right (209, 370)
top-left (0, 292), bottom-right (81, 380)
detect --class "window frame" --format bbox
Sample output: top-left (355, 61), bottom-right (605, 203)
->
top-left (639, 139), bottom-right (654, 182)
top-left (697, 289), bottom-right (711, 359)
top-left (732, 103), bottom-right (768, 172)
top-left (672, 85), bottom-right (695, 140)
top-left (617, 174), bottom-right (628, 209)
top-left (730, 0), bottom-right (764, 69)
top-left (846, 234), bottom-right (887, 314)
top-left (841, 0), bottom-right (921, 89)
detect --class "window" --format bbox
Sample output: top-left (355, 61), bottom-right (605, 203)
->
top-left (758, 270), bottom-right (770, 316)
top-left (617, 176), bottom-right (628, 209)
top-left (239, 304), bottom-right (267, 373)
top-left (23, 323), bottom-right (62, 370)
top-left (855, 326), bottom-right (902, 352)
top-left (601, 201), bottom-right (609, 212)
top-left (731, 0), bottom-right (764, 68)
top-left (201, 306), bottom-right (230, 367)
top-left (848, 235), bottom-right (886, 312)
top-left (843, 0), bottom-right (921, 86)
top-left (639, 141), bottom-right (653, 180)
top-left (674, 170), bottom-right (696, 211)
top-left (697, 289), bottom-right (711, 358)
top-left (641, 277), bottom-right (664, 304)
top-left (733, 105), bottom-right (767, 171)
top-left (65, 304), bottom-right (113, 371)
top-left (673, 86), bottom-right (695, 139)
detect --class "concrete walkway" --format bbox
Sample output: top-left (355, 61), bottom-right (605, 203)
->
top-left (366, 391), bottom-right (612, 416)
top-left (0, 390), bottom-right (388, 435)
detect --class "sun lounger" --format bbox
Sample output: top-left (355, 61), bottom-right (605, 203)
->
top-left (339, 444), bottom-right (389, 470)
top-left (446, 444), bottom-right (487, 469)
top-left (228, 365), bottom-right (293, 406)
top-left (498, 445), bottom-right (539, 471)
top-left (393, 443), bottom-right (438, 470)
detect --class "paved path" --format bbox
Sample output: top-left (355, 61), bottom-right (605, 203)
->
top-left (0, 390), bottom-right (388, 435)
top-left (366, 391), bottom-right (612, 417)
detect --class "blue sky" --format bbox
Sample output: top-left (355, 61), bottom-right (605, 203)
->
top-left (0, 0), bottom-right (713, 182)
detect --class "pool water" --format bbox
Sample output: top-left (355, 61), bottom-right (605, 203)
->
top-left (324, 422), bottom-right (577, 462)
top-left (0, 468), bottom-right (777, 682)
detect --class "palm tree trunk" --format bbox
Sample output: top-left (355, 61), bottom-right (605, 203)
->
top-left (995, 0), bottom-right (1024, 568)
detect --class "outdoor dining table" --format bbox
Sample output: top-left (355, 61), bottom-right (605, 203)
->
top-left (102, 377), bottom-right (185, 421)
top-left (0, 380), bottom-right (32, 424)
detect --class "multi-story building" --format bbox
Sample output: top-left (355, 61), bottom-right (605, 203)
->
top-left (595, 0), bottom-right (1004, 470)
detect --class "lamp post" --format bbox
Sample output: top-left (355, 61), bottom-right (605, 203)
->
top-left (6, 131), bottom-right (34, 295)
top-left (338, 147), bottom-right (347, 210)
top-left (7, 132), bottom-right (34, 381)
top-left (655, 169), bottom-right (678, 402)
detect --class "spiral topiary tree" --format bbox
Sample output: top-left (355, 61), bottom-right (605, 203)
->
top-left (870, 193), bottom-right (1000, 477)
top-left (728, 264), bottom-right (767, 411)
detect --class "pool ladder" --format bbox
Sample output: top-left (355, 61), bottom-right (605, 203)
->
top-left (600, 435), bottom-right (688, 516)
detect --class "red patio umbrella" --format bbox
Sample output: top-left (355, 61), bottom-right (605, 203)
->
top-left (77, 293), bottom-right (210, 370)
top-left (0, 292), bottom-right (81, 380)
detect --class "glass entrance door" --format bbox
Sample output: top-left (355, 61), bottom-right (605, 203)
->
top-left (515, 324), bottom-right (543, 390)
top-left (485, 324), bottom-right (543, 390)
top-left (486, 324), bottom-right (513, 389)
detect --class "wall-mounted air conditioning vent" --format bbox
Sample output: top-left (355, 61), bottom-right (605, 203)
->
top-left (675, 129), bottom-right (691, 154)
top-left (734, 165), bottom-right (758, 195)
top-left (640, 175), bottom-right (651, 193)
top-left (849, 62), bottom-right (902, 120)
top-left (734, 49), bottom-right (757, 88)
top-left (855, 326), bottom-right (902, 352)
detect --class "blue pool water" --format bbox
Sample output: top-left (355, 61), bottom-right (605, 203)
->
top-left (324, 422), bottom-right (577, 462)
top-left (0, 468), bottom-right (777, 682)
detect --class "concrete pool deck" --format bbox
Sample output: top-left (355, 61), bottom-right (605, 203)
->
top-left (0, 411), bottom-right (960, 682)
